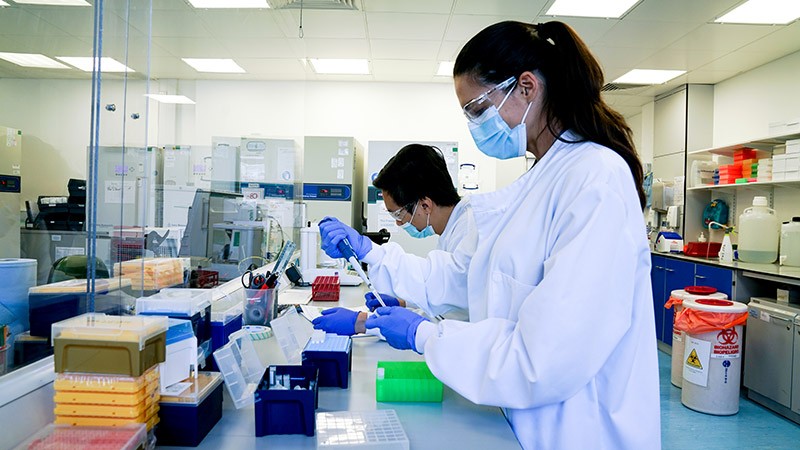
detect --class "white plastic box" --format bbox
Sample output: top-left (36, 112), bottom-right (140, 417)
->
top-left (161, 319), bottom-right (198, 390)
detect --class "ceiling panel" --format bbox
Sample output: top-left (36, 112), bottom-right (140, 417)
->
top-left (151, 11), bottom-right (211, 38)
top-left (596, 19), bottom-right (700, 49)
top-left (367, 12), bottom-right (449, 40)
top-left (0, 9), bottom-right (74, 36)
top-left (667, 23), bottom-right (777, 53)
top-left (2, 35), bottom-right (92, 57)
top-left (552, 17), bottom-right (619, 45)
top-left (624, 0), bottom-right (741, 23)
top-left (298, 38), bottom-right (369, 59)
top-left (363, 0), bottom-right (454, 14)
top-left (371, 59), bottom-right (441, 81)
top-left (195, 10), bottom-right (285, 39)
top-left (437, 40), bottom-right (463, 61)
top-left (592, 46), bottom-right (659, 75)
top-left (273, 10), bottom-right (366, 39)
top-left (154, 37), bottom-right (231, 58)
top-left (735, 22), bottom-right (800, 58)
top-left (236, 58), bottom-right (307, 77)
top-left (444, 14), bottom-right (519, 41)
top-left (454, 0), bottom-right (546, 17)
top-left (217, 38), bottom-right (299, 58)
top-left (635, 49), bottom-right (722, 72)
top-left (369, 39), bottom-right (441, 60)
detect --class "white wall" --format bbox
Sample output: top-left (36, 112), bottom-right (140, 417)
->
top-left (1, 78), bottom-right (500, 207)
top-left (713, 50), bottom-right (800, 145)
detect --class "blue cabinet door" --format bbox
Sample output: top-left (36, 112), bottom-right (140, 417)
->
top-left (694, 263), bottom-right (734, 299)
top-left (650, 255), bottom-right (667, 343)
top-left (663, 258), bottom-right (695, 345)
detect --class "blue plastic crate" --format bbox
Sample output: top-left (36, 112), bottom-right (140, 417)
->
top-left (207, 315), bottom-right (242, 371)
top-left (302, 334), bottom-right (352, 389)
top-left (254, 365), bottom-right (318, 437)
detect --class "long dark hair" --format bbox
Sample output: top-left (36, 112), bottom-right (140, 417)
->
top-left (373, 144), bottom-right (460, 212)
top-left (454, 20), bottom-right (646, 209)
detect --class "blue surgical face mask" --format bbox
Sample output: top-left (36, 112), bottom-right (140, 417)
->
top-left (401, 202), bottom-right (435, 239)
top-left (468, 87), bottom-right (532, 160)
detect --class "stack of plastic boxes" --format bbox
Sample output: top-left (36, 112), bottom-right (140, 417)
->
top-left (136, 288), bottom-right (212, 371)
top-left (757, 157), bottom-right (773, 182)
top-left (113, 258), bottom-right (184, 291)
top-left (160, 319), bottom-right (197, 389)
top-left (773, 139), bottom-right (800, 181)
top-left (717, 164), bottom-right (742, 185)
top-left (51, 313), bottom-right (168, 432)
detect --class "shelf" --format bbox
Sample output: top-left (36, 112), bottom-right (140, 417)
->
top-left (687, 179), bottom-right (800, 191)
top-left (688, 132), bottom-right (800, 157)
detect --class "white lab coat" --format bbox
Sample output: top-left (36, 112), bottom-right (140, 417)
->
top-left (362, 198), bottom-right (474, 320)
top-left (419, 132), bottom-right (661, 449)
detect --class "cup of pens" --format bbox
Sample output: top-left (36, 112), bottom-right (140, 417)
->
top-left (244, 288), bottom-right (278, 326)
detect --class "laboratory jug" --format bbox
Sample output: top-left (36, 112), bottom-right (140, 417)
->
top-left (780, 217), bottom-right (800, 267)
top-left (737, 196), bottom-right (780, 264)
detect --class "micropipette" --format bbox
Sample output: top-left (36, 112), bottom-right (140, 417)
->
top-left (336, 237), bottom-right (386, 307)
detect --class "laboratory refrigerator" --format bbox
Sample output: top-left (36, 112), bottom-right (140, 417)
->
top-left (302, 136), bottom-right (364, 231)
top-left (0, 125), bottom-right (22, 258)
top-left (365, 140), bottom-right (459, 257)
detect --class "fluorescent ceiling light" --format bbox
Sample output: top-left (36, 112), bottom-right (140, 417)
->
top-left (187, 0), bottom-right (269, 8)
top-left (12, 0), bottom-right (90, 5)
top-left (545, 0), bottom-right (639, 18)
top-left (308, 58), bottom-right (369, 75)
top-left (145, 94), bottom-right (196, 105)
top-left (436, 61), bottom-right (454, 77)
top-left (182, 58), bottom-right (245, 73)
top-left (715, 0), bottom-right (800, 25)
top-left (0, 52), bottom-right (70, 69)
top-left (612, 69), bottom-right (685, 85)
top-left (56, 56), bottom-right (133, 72)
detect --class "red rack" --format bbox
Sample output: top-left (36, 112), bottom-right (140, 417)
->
top-left (312, 276), bottom-right (340, 302)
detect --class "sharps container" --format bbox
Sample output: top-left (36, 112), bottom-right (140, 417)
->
top-left (665, 286), bottom-right (728, 388)
top-left (676, 298), bottom-right (748, 415)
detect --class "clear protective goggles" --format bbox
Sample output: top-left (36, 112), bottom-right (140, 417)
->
top-left (462, 76), bottom-right (517, 123)
top-left (386, 202), bottom-right (414, 222)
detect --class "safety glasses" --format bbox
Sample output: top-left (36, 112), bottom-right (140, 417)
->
top-left (386, 202), bottom-right (414, 221)
top-left (462, 76), bottom-right (516, 123)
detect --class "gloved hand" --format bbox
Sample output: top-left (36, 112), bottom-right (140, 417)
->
top-left (319, 217), bottom-right (372, 260)
top-left (365, 292), bottom-right (401, 311)
top-left (364, 307), bottom-right (428, 351)
top-left (312, 307), bottom-right (358, 336)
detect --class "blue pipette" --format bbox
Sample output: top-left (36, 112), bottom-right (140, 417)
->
top-left (337, 238), bottom-right (386, 308)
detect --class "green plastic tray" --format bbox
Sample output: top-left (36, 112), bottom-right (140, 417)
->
top-left (375, 361), bottom-right (443, 402)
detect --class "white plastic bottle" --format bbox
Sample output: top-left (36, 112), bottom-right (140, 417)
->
top-left (737, 196), bottom-right (780, 263)
top-left (780, 217), bottom-right (800, 267)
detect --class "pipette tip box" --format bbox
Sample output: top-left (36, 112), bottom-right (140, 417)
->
top-left (375, 361), bottom-right (443, 403)
top-left (316, 409), bottom-right (409, 450)
top-left (302, 334), bottom-right (352, 389)
top-left (156, 372), bottom-right (224, 447)
top-left (14, 424), bottom-right (147, 450)
top-left (137, 288), bottom-right (213, 343)
top-left (254, 365), bottom-right (319, 437)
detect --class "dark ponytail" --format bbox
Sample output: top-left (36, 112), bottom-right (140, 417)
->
top-left (454, 21), bottom-right (646, 209)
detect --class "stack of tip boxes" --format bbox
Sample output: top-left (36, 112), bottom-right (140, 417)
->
top-left (136, 288), bottom-right (212, 371)
top-left (212, 329), bottom-right (321, 437)
top-left (156, 372), bottom-right (224, 446)
top-left (208, 290), bottom-right (244, 371)
top-left (113, 258), bottom-right (184, 292)
top-left (773, 139), bottom-right (800, 181)
top-left (14, 424), bottom-right (148, 450)
top-left (52, 313), bottom-right (167, 432)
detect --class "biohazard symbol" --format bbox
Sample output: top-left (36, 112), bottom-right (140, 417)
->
top-left (717, 328), bottom-right (738, 345)
top-left (686, 349), bottom-right (703, 369)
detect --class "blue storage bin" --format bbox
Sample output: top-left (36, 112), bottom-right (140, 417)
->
top-left (157, 372), bottom-right (223, 447)
top-left (254, 365), bottom-right (318, 437)
top-left (208, 315), bottom-right (242, 371)
top-left (302, 334), bottom-right (352, 389)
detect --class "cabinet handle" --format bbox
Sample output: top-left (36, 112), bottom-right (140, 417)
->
top-left (695, 275), bottom-right (706, 279)
top-left (665, 268), bottom-right (675, 273)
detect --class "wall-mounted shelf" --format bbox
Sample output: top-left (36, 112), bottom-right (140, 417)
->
top-left (688, 132), bottom-right (800, 157)
top-left (688, 179), bottom-right (800, 191)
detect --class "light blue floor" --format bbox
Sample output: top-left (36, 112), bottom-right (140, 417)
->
top-left (659, 350), bottom-right (800, 449)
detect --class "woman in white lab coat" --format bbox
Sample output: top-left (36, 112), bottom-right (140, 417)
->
top-left (312, 144), bottom-right (475, 335)
top-left (365, 21), bottom-right (661, 449)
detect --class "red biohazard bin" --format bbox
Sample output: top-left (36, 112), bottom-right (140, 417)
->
top-left (674, 298), bottom-right (748, 415)
top-left (312, 276), bottom-right (340, 302)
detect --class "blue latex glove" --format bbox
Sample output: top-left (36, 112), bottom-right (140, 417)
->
top-left (319, 217), bottom-right (372, 260)
top-left (312, 307), bottom-right (358, 336)
top-left (365, 292), bottom-right (400, 311)
top-left (364, 307), bottom-right (428, 351)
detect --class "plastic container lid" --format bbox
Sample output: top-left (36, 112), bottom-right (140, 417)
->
top-left (30, 278), bottom-right (132, 294)
top-left (212, 332), bottom-right (266, 409)
top-left (684, 286), bottom-right (717, 295)
top-left (211, 292), bottom-right (245, 325)
top-left (136, 289), bottom-right (212, 317)
top-left (304, 334), bottom-right (351, 353)
top-left (753, 196), bottom-right (768, 207)
top-left (160, 372), bottom-right (223, 406)
top-left (683, 298), bottom-right (748, 313)
top-left (51, 313), bottom-right (168, 350)
top-left (316, 410), bottom-right (409, 450)
top-left (166, 319), bottom-right (195, 345)
top-left (54, 366), bottom-right (160, 394)
top-left (0, 258), bottom-right (36, 268)
top-left (14, 424), bottom-right (147, 450)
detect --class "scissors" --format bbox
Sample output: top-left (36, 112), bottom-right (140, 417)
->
top-left (242, 269), bottom-right (269, 289)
